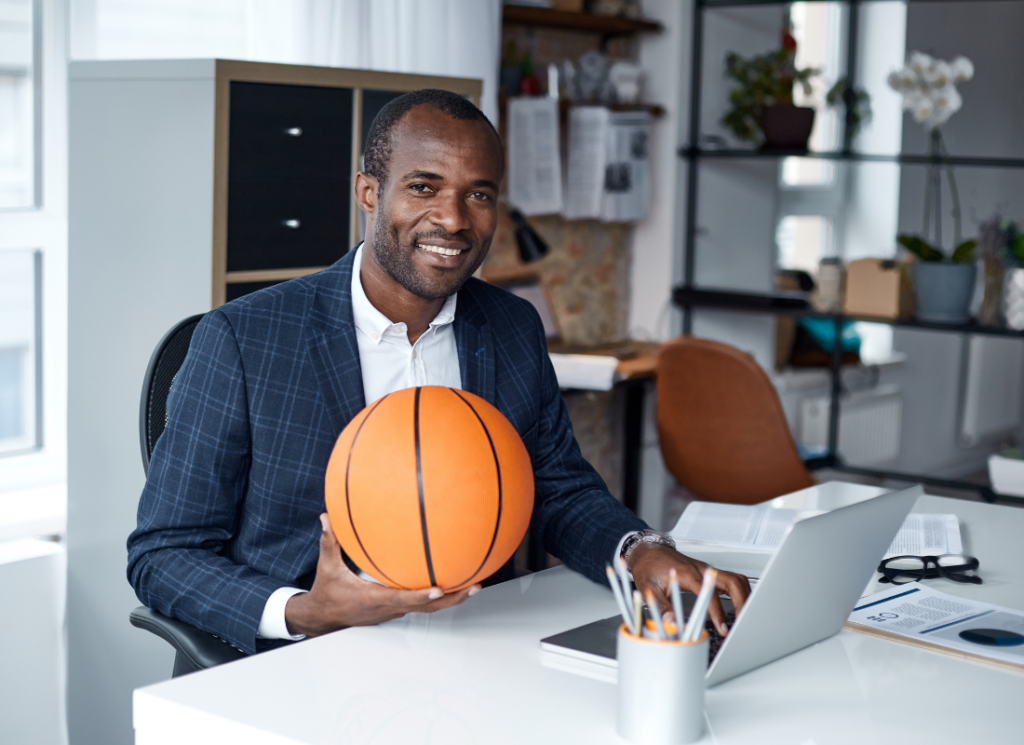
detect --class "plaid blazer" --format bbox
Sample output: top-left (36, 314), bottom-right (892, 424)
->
top-left (127, 248), bottom-right (647, 654)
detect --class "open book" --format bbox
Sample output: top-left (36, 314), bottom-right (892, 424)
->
top-left (670, 502), bottom-right (963, 559)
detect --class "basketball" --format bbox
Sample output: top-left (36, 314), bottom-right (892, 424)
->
top-left (324, 386), bottom-right (534, 592)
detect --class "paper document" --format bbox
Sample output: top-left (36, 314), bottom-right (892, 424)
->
top-left (549, 353), bottom-right (618, 391)
top-left (848, 583), bottom-right (1024, 670)
top-left (506, 97), bottom-right (563, 216)
top-left (563, 106), bottom-right (609, 220)
top-left (670, 502), bottom-right (962, 558)
top-left (601, 110), bottom-right (650, 223)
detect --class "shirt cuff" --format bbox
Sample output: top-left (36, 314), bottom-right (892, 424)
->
top-left (256, 587), bottom-right (308, 641)
top-left (615, 531), bottom-right (639, 564)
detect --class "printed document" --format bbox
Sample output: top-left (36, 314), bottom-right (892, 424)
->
top-left (848, 583), bottom-right (1024, 669)
top-left (563, 106), bottom-right (609, 220)
top-left (507, 97), bottom-right (563, 216)
top-left (670, 502), bottom-right (962, 558)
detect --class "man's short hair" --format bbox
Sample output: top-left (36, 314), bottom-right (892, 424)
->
top-left (363, 88), bottom-right (504, 189)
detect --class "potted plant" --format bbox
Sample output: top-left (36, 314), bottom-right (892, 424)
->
top-left (722, 28), bottom-right (818, 151)
top-left (995, 217), bottom-right (1024, 329)
top-left (889, 52), bottom-right (977, 323)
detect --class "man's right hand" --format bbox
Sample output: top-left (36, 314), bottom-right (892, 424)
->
top-left (284, 514), bottom-right (481, 637)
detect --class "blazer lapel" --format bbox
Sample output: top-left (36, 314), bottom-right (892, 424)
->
top-left (455, 281), bottom-right (495, 405)
top-left (306, 249), bottom-right (367, 436)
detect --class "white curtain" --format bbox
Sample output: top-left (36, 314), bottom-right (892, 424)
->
top-left (71, 0), bottom-right (501, 124)
top-left (304, 0), bottom-right (501, 124)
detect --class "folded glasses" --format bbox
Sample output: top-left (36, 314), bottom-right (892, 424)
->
top-left (877, 554), bottom-right (982, 585)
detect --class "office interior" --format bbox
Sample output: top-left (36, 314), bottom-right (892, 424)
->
top-left (2, 1), bottom-right (1023, 743)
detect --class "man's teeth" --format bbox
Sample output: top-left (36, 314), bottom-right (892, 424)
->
top-left (417, 244), bottom-right (464, 257)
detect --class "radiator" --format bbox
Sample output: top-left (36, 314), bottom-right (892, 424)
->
top-left (800, 385), bottom-right (903, 466)
top-left (959, 336), bottom-right (1024, 447)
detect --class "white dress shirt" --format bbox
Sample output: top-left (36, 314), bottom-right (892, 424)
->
top-left (257, 246), bottom-right (635, 641)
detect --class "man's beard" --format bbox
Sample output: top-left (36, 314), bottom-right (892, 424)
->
top-left (371, 204), bottom-right (483, 300)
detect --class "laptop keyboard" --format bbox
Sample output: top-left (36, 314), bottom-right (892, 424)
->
top-left (705, 610), bottom-right (737, 665)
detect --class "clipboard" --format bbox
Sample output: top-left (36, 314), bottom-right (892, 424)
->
top-left (844, 621), bottom-right (1024, 673)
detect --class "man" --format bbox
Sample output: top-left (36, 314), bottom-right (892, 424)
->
top-left (128, 89), bottom-right (749, 655)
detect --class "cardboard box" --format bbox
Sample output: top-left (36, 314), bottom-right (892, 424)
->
top-left (843, 258), bottom-right (915, 319)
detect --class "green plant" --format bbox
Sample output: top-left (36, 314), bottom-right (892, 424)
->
top-left (896, 130), bottom-right (977, 263)
top-left (722, 34), bottom-right (817, 143)
top-left (999, 218), bottom-right (1024, 268)
top-left (826, 78), bottom-right (872, 140)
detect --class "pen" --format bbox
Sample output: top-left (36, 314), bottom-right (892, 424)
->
top-left (669, 568), bottom-right (685, 641)
top-left (633, 590), bottom-right (643, 638)
top-left (684, 568), bottom-right (718, 642)
top-left (646, 589), bottom-right (668, 641)
top-left (607, 564), bottom-right (636, 636)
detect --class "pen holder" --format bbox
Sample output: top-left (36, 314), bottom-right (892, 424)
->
top-left (616, 624), bottom-right (708, 745)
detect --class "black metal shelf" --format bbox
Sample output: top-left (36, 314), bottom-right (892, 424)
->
top-left (679, 147), bottom-right (1024, 170)
top-left (673, 287), bottom-right (1024, 339)
top-left (700, 0), bottom-right (1017, 8)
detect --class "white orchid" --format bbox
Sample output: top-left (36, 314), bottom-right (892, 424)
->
top-left (888, 51), bottom-right (972, 131)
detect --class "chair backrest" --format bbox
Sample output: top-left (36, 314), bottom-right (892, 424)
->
top-left (656, 336), bottom-right (814, 505)
top-left (139, 314), bottom-right (205, 475)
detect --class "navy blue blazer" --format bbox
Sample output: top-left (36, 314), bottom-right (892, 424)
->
top-left (127, 249), bottom-right (647, 654)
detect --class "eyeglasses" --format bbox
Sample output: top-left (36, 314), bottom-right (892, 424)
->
top-left (877, 554), bottom-right (982, 585)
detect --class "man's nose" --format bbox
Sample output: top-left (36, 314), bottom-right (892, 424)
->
top-left (429, 191), bottom-right (471, 235)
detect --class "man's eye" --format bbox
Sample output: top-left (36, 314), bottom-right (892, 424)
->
top-left (410, 184), bottom-right (432, 193)
top-left (470, 192), bottom-right (492, 201)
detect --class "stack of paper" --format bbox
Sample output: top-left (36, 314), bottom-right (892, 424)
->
top-left (847, 583), bottom-right (1024, 671)
top-left (670, 502), bottom-right (963, 559)
top-left (548, 353), bottom-right (619, 391)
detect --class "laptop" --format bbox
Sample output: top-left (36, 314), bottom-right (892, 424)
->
top-left (540, 485), bottom-right (922, 687)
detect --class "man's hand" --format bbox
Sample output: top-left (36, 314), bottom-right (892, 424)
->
top-left (626, 543), bottom-right (751, 636)
top-left (285, 514), bottom-right (481, 637)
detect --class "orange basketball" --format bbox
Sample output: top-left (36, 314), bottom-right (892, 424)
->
top-left (324, 386), bottom-right (534, 592)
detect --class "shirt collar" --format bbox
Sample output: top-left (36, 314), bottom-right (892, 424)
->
top-left (350, 245), bottom-right (458, 344)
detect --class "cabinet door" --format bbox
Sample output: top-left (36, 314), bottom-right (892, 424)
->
top-left (227, 179), bottom-right (349, 272)
top-left (229, 82), bottom-right (353, 179)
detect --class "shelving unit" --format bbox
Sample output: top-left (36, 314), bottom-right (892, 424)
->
top-left (675, 0), bottom-right (1024, 505)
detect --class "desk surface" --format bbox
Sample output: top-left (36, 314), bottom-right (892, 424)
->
top-left (133, 484), bottom-right (1024, 745)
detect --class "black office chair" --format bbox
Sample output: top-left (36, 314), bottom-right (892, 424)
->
top-left (130, 313), bottom-right (247, 677)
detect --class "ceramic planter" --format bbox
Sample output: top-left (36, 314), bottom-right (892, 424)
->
top-left (1005, 268), bottom-right (1024, 330)
top-left (760, 105), bottom-right (815, 152)
top-left (911, 261), bottom-right (977, 323)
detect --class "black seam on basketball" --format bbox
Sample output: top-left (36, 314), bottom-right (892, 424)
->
top-left (450, 390), bottom-right (503, 589)
top-left (344, 394), bottom-right (408, 589)
top-left (414, 387), bottom-right (438, 588)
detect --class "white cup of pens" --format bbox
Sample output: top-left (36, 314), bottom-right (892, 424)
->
top-left (608, 559), bottom-right (716, 745)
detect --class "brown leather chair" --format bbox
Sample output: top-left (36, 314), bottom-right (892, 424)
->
top-left (656, 337), bottom-right (814, 504)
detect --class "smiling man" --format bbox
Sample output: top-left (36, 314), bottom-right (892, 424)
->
top-left (128, 90), bottom-right (749, 656)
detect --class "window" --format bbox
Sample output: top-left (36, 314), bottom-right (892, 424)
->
top-left (0, 250), bottom-right (40, 455)
top-left (0, 0), bottom-right (37, 209)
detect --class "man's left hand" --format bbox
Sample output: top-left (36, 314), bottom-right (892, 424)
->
top-left (626, 543), bottom-right (751, 636)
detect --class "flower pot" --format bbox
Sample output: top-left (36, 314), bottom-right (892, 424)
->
top-left (911, 261), bottom-right (977, 323)
top-left (1005, 268), bottom-right (1024, 330)
top-left (759, 105), bottom-right (816, 152)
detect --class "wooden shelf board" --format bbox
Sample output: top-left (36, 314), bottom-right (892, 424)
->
top-left (225, 267), bottom-right (329, 284)
top-left (502, 6), bottom-right (663, 34)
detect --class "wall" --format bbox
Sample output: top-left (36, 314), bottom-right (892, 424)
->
top-left (0, 540), bottom-right (67, 745)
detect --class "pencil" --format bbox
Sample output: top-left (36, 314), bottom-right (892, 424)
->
top-left (633, 590), bottom-right (643, 638)
top-left (669, 568), bottom-right (685, 641)
top-left (606, 564), bottom-right (636, 635)
top-left (615, 554), bottom-right (632, 614)
top-left (646, 589), bottom-right (668, 641)
top-left (684, 568), bottom-right (718, 643)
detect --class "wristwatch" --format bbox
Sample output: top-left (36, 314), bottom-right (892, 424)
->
top-left (621, 529), bottom-right (676, 564)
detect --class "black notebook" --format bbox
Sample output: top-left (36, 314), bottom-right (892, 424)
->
top-left (539, 594), bottom-right (736, 668)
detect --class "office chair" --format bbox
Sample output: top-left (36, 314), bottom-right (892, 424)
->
top-left (656, 337), bottom-right (815, 505)
top-left (130, 313), bottom-right (247, 677)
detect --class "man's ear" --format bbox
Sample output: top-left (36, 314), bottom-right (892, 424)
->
top-left (354, 172), bottom-right (379, 216)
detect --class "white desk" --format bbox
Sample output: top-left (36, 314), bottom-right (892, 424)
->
top-left (133, 483), bottom-right (1024, 744)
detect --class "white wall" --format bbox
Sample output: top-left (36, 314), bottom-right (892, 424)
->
top-left (0, 539), bottom-right (68, 745)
